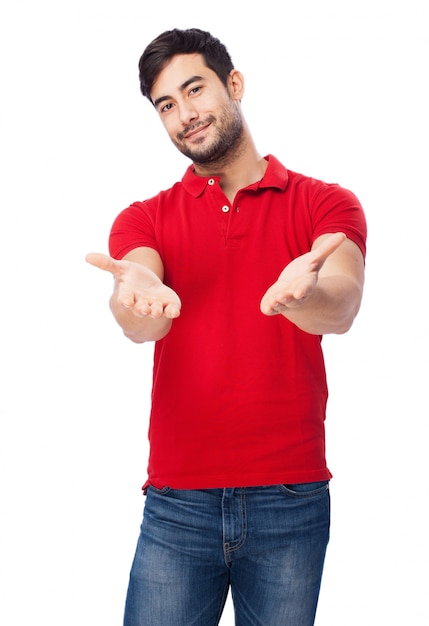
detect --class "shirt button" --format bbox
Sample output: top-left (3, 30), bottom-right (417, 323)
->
top-left (208, 178), bottom-right (215, 185)
top-left (221, 205), bottom-right (230, 213)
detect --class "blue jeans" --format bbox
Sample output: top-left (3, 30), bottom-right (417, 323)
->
top-left (124, 482), bottom-right (330, 626)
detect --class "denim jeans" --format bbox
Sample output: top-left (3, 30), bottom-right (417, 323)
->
top-left (124, 482), bottom-right (330, 626)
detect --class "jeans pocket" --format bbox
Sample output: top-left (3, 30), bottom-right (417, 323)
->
top-left (279, 480), bottom-right (329, 498)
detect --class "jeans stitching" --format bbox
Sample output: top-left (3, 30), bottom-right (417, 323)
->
top-left (223, 488), bottom-right (248, 565)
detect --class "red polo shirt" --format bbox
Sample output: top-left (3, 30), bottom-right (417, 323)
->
top-left (109, 155), bottom-right (367, 489)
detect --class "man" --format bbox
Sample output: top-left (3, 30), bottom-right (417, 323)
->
top-left (87, 28), bottom-right (366, 626)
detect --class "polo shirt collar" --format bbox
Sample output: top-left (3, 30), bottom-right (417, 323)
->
top-left (181, 154), bottom-right (289, 197)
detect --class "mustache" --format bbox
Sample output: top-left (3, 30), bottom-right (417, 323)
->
top-left (177, 115), bottom-right (216, 141)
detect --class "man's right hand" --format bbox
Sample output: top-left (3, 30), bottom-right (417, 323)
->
top-left (86, 251), bottom-right (181, 343)
top-left (86, 253), bottom-right (181, 320)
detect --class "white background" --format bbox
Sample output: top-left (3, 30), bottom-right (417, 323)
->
top-left (1, 1), bottom-right (428, 624)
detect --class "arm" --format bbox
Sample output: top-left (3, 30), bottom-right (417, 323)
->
top-left (260, 232), bottom-right (365, 335)
top-left (86, 247), bottom-right (181, 343)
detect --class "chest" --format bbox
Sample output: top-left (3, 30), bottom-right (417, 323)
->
top-left (156, 188), bottom-right (313, 272)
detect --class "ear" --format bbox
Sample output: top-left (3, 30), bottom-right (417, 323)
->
top-left (227, 69), bottom-right (245, 101)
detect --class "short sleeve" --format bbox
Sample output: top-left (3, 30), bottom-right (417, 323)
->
top-left (311, 183), bottom-right (367, 259)
top-left (108, 201), bottom-right (159, 260)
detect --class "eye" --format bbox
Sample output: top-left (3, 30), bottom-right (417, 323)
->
top-left (160, 102), bottom-right (174, 113)
top-left (189, 86), bottom-right (202, 96)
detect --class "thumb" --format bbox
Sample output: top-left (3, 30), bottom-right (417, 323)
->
top-left (85, 252), bottom-right (120, 275)
top-left (316, 232), bottom-right (346, 258)
top-left (311, 232), bottom-right (346, 269)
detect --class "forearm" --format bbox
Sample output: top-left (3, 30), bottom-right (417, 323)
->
top-left (281, 275), bottom-right (363, 335)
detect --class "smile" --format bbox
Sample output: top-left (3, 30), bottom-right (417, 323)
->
top-left (182, 122), bottom-right (211, 140)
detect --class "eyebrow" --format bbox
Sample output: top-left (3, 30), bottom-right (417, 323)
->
top-left (153, 75), bottom-right (205, 109)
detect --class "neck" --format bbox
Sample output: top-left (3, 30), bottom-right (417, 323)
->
top-left (193, 126), bottom-right (268, 203)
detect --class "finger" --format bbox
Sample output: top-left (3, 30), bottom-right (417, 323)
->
top-left (309, 233), bottom-right (346, 272)
top-left (131, 297), bottom-right (167, 318)
top-left (135, 301), bottom-right (181, 319)
top-left (143, 301), bottom-right (165, 319)
top-left (164, 303), bottom-right (181, 319)
top-left (86, 252), bottom-right (121, 275)
top-left (117, 284), bottom-right (138, 309)
top-left (260, 293), bottom-right (288, 316)
top-left (316, 232), bottom-right (346, 258)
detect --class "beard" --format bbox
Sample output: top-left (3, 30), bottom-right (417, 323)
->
top-left (172, 102), bottom-right (244, 166)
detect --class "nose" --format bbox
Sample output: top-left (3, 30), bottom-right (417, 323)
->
top-left (178, 102), bottom-right (198, 126)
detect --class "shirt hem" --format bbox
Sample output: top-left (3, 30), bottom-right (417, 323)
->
top-left (142, 468), bottom-right (333, 492)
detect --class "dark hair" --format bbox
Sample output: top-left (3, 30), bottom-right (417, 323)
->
top-left (138, 28), bottom-right (234, 102)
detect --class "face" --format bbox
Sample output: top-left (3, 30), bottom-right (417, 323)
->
top-left (150, 53), bottom-right (244, 165)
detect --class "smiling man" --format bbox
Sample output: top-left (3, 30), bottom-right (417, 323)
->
top-left (152, 54), bottom-right (245, 170)
top-left (87, 28), bottom-right (367, 626)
